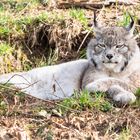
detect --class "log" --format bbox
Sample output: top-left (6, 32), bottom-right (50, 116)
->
top-left (57, 1), bottom-right (110, 9)
top-left (56, 0), bottom-right (140, 9)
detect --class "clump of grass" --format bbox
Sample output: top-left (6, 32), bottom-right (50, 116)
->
top-left (0, 42), bottom-right (12, 55)
top-left (132, 88), bottom-right (140, 107)
top-left (118, 128), bottom-right (131, 140)
top-left (92, 92), bottom-right (113, 112)
top-left (79, 48), bottom-right (87, 59)
top-left (0, 43), bottom-right (31, 73)
top-left (15, 91), bottom-right (27, 103)
top-left (135, 88), bottom-right (140, 97)
top-left (58, 90), bottom-right (112, 114)
top-left (69, 8), bottom-right (89, 29)
top-left (0, 43), bottom-right (12, 55)
top-left (0, 26), bottom-right (10, 37)
top-left (0, 1), bottom-right (47, 39)
top-left (0, 100), bottom-right (8, 115)
top-left (118, 11), bottom-right (137, 27)
top-left (0, 0), bottom-right (40, 12)
top-left (118, 12), bottom-right (131, 27)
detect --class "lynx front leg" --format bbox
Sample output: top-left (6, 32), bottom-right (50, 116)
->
top-left (84, 77), bottom-right (135, 92)
top-left (107, 85), bottom-right (136, 104)
top-left (84, 78), bottom-right (136, 104)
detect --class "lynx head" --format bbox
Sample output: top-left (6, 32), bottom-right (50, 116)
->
top-left (87, 13), bottom-right (139, 73)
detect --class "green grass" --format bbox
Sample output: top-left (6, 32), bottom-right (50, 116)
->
top-left (117, 11), bottom-right (137, 27)
top-left (133, 88), bottom-right (140, 107)
top-left (0, 1), bottom-right (46, 39)
top-left (0, 1), bottom-right (91, 72)
top-left (79, 48), bottom-right (87, 59)
top-left (58, 90), bottom-right (112, 114)
top-left (0, 12), bottom-right (48, 39)
top-left (118, 128), bottom-right (131, 140)
top-left (0, 8), bottom-right (88, 39)
top-left (0, 0), bottom-right (40, 12)
top-left (0, 100), bottom-right (7, 114)
top-left (69, 8), bottom-right (89, 30)
top-left (119, 12), bottom-right (131, 26)
top-left (0, 42), bottom-right (12, 55)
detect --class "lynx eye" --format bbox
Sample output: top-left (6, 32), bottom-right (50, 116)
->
top-left (97, 44), bottom-right (106, 48)
top-left (116, 44), bottom-right (125, 48)
top-left (94, 44), bottom-right (105, 53)
top-left (116, 44), bottom-right (128, 53)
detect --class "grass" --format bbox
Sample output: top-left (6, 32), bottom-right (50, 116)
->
top-left (58, 90), bottom-right (112, 114)
top-left (79, 48), bottom-right (87, 58)
top-left (117, 11), bottom-right (138, 28)
top-left (118, 12), bottom-right (132, 26)
top-left (0, 42), bottom-right (12, 55)
top-left (118, 128), bottom-right (131, 140)
top-left (0, 100), bottom-right (7, 114)
top-left (133, 88), bottom-right (140, 106)
top-left (0, 2), bottom-right (91, 71)
top-left (0, 5), bottom-right (89, 40)
top-left (69, 8), bottom-right (89, 29)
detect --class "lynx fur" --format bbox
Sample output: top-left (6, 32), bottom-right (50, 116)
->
top-left (82, 14), bottom-right (139, 104)
top-left (0, 60), bottom-right (88, 100)
top-left (0, 15), bottom-right (139, 104)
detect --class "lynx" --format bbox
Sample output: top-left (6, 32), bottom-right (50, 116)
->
top-left (82, 14), bottom-right (139, 104)
top-left (0, 14), bottom-right (139, 104)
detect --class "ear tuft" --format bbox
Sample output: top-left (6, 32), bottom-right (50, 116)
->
top-left (92, 11), bottom-right (102, 37)
top-left (125, 13), bottom-right (135, 37)
top-left (93, 10), bottom-right (98, 27)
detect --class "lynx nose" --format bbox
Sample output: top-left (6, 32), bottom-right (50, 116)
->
top-left (106, 54), bottom-right (113, 60)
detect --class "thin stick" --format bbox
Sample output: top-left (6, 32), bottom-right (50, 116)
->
top-left (3, 74), bottom-right (31, 85)
top-left (77, 31), bottom-right (91, 53)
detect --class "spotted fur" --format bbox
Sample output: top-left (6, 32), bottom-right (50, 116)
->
top-left (82, 17), bottom-right (140, 104)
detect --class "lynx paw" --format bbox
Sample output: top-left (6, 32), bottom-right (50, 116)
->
top-left (85, 82), bottom-right (107, 93)
top-left (107, 85), bottom-right (136, 104)
top-left (112, 91), bottom-right (136, 104)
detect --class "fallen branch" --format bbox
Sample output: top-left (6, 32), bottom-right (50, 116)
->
top-left (56, 0), bottom-right (140, 9)
top-left (57, 1), bottom-right (110, 9)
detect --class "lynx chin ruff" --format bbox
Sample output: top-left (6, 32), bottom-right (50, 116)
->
top-left (0, 15), bottom-right (139, 104)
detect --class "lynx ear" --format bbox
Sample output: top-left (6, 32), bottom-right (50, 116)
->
top-left (126, 14), bottom-right (135, 37)
top-left (93, 11), bottom-right (102, 37)
top-left (93, 11), bottom-right (98, 28)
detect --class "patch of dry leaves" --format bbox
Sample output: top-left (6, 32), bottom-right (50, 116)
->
top-left (0, 89), bottom-right (139, 140)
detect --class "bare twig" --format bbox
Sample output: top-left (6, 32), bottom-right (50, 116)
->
top-left (3, 74), bottom-right (31, 85)
top-left (77, 31), bottom-right (91, 53)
